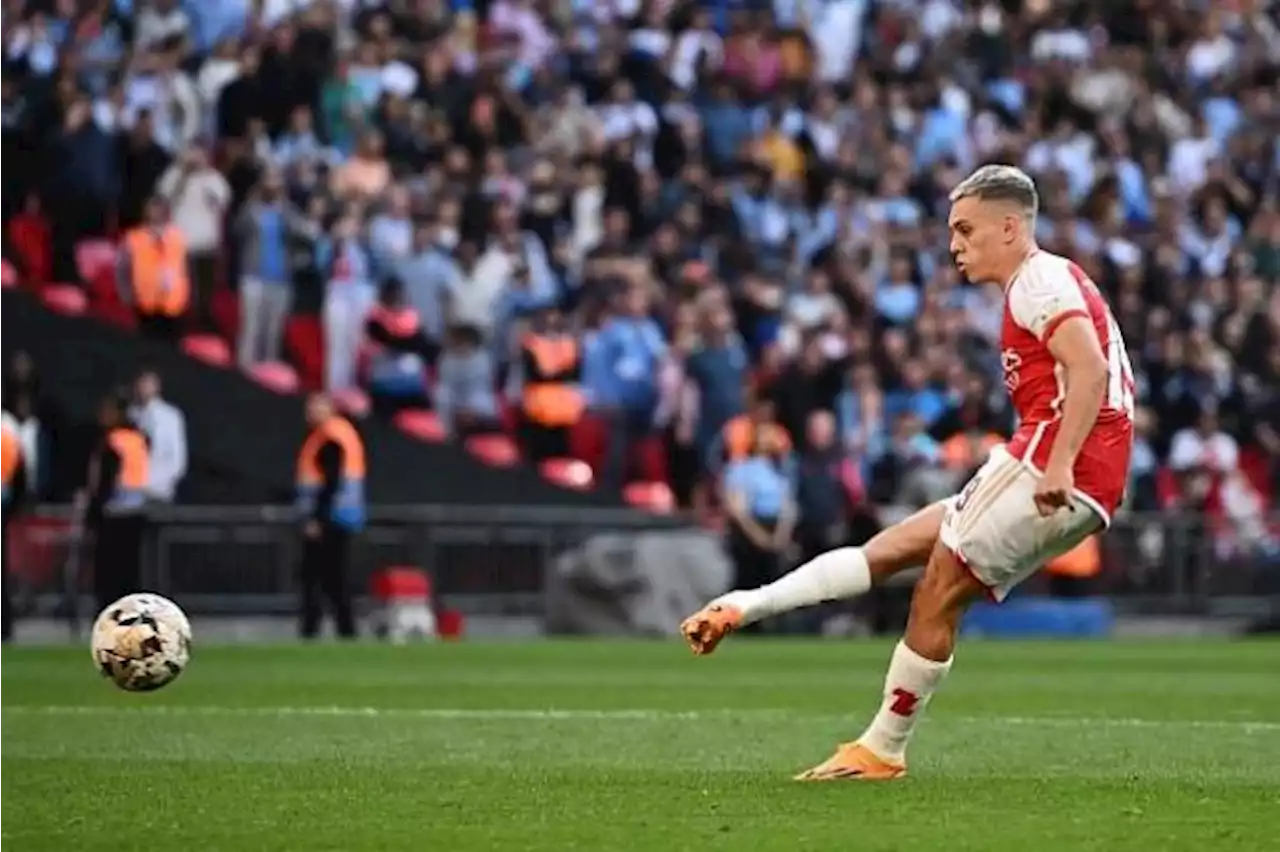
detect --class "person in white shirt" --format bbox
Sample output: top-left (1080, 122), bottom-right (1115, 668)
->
top-left (128, 370), bottom-right (187, 503)
top-left (134, 0), bottom-right (192, 53)
top-left (156, 144), bottom-right (230, 331)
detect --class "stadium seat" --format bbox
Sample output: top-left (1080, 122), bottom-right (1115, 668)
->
top-left (247, 360), bottom-right (300, 394)
top-left (210, 288), bottom-right (239, 343)
top-left (284, 314), bottom-right (324, 390)
top-left (436, 608), bottom-right (465, 640)
top-left (393, 409), bottom-right (446, 442)
top-left (370, 566), bottom-right (433, 601)
top-left (540, 457), bottom-right (594, 490)
top-left (569, 414), bottom-right (609, 473)
top-left (74, 239), bottom-right (118, 283)
top-left (466, 433), bottom-right (520, 468)
top-left (40, 283), bottom-right (88, 316)
top-left (92, 297), bottom-right (136, 330)
top-left (623, 480), bottom-right (675, 514)
top-left (1, 258), bottom-right (16, 289)
top-left (181, 334), bottom-right (232, 367)
top-left (332, 386), bottom-right (371, 419)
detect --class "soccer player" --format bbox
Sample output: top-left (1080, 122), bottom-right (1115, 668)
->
top-left (680, 165), bottom-right (1135, 780)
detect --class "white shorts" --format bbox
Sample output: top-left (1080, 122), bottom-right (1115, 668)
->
top-left (940, 446), bottom-right (1103, 602)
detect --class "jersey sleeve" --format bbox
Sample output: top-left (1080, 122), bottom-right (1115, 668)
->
top-left (1007, 257), bottom-right (1091, 342)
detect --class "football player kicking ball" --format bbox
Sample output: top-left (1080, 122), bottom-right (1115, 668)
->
top-left (681, 165), bottom-right (1135, 780)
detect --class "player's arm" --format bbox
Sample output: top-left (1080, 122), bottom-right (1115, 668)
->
top-left (1043, 316), bottom-right (1108, 475)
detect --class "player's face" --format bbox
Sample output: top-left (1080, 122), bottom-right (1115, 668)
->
top-left (948, 196), bottom-right (1009, 284)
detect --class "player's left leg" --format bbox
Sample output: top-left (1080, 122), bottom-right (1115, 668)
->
top-left (794, 538), bottom-right (981, 780)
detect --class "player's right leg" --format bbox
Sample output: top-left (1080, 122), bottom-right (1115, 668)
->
top-left (797, 447), bottom-right (1105, 780)
top-left (681, 501), bottom-right (946, 655)
top-left (795, 536), bottom-right (983, 780)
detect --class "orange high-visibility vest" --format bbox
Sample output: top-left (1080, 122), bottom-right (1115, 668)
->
top-left (723, 415), bottom-right (791, 461)
top-left (521, 333), bottom-right (584, 427)
top-left (125, 225), bottom-right (190, 317)
top-left (1, 423), bottom-right (20, 506)
top-left (941, 432), bottom-right (1003, 471)
top-left (1047, 535), bottom-right (1102, 578)
top-left (296, 416), bottom-right (366, 530)
top-left (105, 427), bottom-right (149, 513)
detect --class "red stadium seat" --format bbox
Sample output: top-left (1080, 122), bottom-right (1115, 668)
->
top-left (74, 239), bottom-right (118, 283)
top-left (437, 608), bottom-right (465, 640)
top-left (540, 457), bottom-right (594, 491)
top-left (210, 288), bottom-right (239, 343)
top-left (284, 314), bottom-right (324, 390)
top-left (92, 297), bottom-right (136, 330)
top-left (394, 409), bottom-right (446, 442)
top-left (182, 334), bottom-right (233, 367)
top-left (623, 481), bottom-right (675, 514)
top-left (40, 284), bottom-right (88, 316)
top-left (369, 566), bottom-right (432, 602)
top-left (1, 258), bottom-right (16, 289)
top-left (247, 361), bottom-right (300, 394)
top-left (332, 387), bottom-right (371, 419)
top-left (569, 414), bottom-right (609, 473)
top-left (466, 433), bottom-right (520, 468)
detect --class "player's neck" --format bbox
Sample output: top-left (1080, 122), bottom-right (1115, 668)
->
top-left (998, 242), bottom-right (1039, 290)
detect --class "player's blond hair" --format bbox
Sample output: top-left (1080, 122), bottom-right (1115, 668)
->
top-left (949, 165), bottom-right (1039, 225)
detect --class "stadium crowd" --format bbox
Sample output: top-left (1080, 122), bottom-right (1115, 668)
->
top-left (1, 0), bottom-right (1278, 558)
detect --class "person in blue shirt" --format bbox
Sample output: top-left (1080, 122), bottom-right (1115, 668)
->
top-left (590, 285), bottom-right (668, 487)
top-left (721, 428), bottom-right (796, 632)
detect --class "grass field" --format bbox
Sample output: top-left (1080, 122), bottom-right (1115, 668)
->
top-left (3, 639), bottom-right (1279, 851)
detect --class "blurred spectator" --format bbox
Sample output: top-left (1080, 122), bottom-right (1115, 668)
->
top-left (685, 300), bottom-right (750, 464)
top-left (722, 427), bottom-right (795, 630)
top-left (118, 196), bottom-right (188, 341)
top-left (234, 169), bottom-right (313, 368)
top-left (590, 285), bottom-right (667, 487)
top-left (128, 369), bottom-right (187, 503)
top-left (795, 410), bottom-right (863, 566)
top-left (513, 305), bottom-right (584, 463)
top-left (157, 143), bottom-right (229, 331)
top-left (771, 334), bottom-right (843, 454)
top-left (393, 217), bottom-right (456, 356)
top-left (435, 324), bottom-right (501, 440)
top-left (365, 277), bottom-right (433, 418)
top-left (2, 352), bottom-right (50, 501)
top-left (320, 211), bottom-right (375, 392)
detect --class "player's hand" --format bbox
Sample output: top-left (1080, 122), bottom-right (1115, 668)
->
top-left (303, 520), bottom-right (321, 540)
top-left (1033, 465), bottom-right (1075, 517)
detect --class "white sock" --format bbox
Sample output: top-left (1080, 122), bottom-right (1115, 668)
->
top-left (858, 641), bottom-right (953, 762)
top-left (716, 547), bottom-right (871, 625)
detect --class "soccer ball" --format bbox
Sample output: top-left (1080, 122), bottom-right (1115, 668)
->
top-left (91, 593), bottom-right (192, 692)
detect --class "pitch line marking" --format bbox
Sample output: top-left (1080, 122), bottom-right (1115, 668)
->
top-left (3, 705), bottom-right (1278, 733)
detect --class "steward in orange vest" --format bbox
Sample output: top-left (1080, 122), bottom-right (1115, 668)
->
top-left (710, 396), bottom-right (792, 472)
top-left (296, 395), bottom-right (367, 532)
top-left (1, 420), bottom-right (25, 513)
top-left (295, 393), bottom-right (364, 638)
top-left (2, 419), bottom-right (27, 641)
top-left (86, 392), bottom-right (151, 610)
top-left (516, 305), bottom-right (584, 461)
top-left (120, 197), bottom-right (189, 340)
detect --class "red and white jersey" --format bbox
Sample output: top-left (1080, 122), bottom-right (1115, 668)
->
top-left (1001, 251), bottom-right (1135, 523)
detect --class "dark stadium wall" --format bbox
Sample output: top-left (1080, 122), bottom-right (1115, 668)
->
top-left (1, 291), bottom-right (625, 508)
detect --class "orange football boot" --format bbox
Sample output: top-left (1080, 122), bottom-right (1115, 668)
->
top-left (679, 602), bottom-right (743, 655)
top-left (794, 742), bottom-right (907, 781)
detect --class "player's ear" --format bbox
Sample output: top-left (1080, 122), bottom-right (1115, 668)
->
top-left (1002, 214), bottom-right (1021, 244)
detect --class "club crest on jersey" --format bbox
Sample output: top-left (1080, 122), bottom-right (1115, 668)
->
top-left (1001, 349), bottom-right (1022, 392)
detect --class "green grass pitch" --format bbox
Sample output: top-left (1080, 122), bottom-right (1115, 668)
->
top-left (3, 639), bottom-right (1279, 851)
